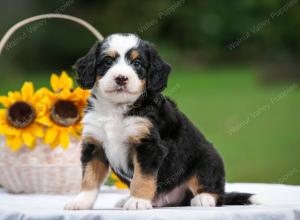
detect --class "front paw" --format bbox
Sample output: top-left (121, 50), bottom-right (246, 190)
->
top-left (64, 191), bottom-right (97, 210)
top-left (123, 196), bottom-right (153, 210)
top-left (64, 199), bottom-right (93, 210)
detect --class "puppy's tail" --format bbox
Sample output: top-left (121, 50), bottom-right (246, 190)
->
top-left (224, 192), bottom-right (264, 205)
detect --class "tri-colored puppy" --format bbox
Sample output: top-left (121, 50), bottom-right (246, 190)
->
top-left (65, 33), bottom-right (261, 210)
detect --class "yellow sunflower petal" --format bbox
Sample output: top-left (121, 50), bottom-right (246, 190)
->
top-left (0, 109), bottom-right (7, 124)
top-left (50, 73), bottom-right (60, 92)
top-left (6, 136), bottom-right (13, 148)
top-left (22, 131), bottom-right (35, 148)
top-left (115, 180), bottom-right (128, 189)
top-left (31, 124), bottom-right (44, 138)
top-left (59, 131), bottom-right (70, 149)
top-left (0, 96), bottom-right (12, 107)
top-left (45, 127), bottom-right (58, 144)
top-left (69, 125), bottom-right (82, 138)
top-left (58, 89), bottom-right (72, 100)
top-left (35, 103), bottom-right (47, 116)
top-left (8, 91), bottom-right (22, 102)
top-left (50, 136), bottom-right (61, 149)
top-left (0, 124), bottom-right (7, 134)
top-left (0, 109), bottom-right (5, 116)
top-left (0, 123), bottom-right (19, 136)
top-left (59, 71), bottom-right (73, 90)
top-left (8, 127), bottom-right (19, 136)
top-left (33, 87), bottom-right (50, 102)
top-left (21, 82), bottom-right (34, 102)
top-left (37, 116), bottom-right (52, 127)
top-left (110, 173), bottom-right (128, 189)
top-left (111, 172), bottom-right (118, 180)
top-left (70, 88), bottom-right (90, 105)
top-left (11, 136), bottom-right (23, 152)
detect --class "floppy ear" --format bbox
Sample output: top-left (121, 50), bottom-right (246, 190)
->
top-left (146, 43), bottom-right (171, 93)
top-left (73, 42), bottom-right (101, 89)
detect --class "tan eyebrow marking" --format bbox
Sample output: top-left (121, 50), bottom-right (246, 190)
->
top-left (105, 49), bottom-right (118, 58)
top-left (130, 50), bottom-right (139, 60)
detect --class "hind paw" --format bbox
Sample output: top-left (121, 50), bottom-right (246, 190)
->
top-left (191, 193), bottom-right (216, 207)
top-left (123, 196), bottom-right (153, 210)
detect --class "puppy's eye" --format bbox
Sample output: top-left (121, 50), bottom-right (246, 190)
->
top-left (103, 57), bottom-right (114, 66)
top-left (132, 59), bottom-right (142, 68)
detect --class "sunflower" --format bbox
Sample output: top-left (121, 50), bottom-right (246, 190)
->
top-left (50, 70), bottom-right (73, 92)
top-left (38, 71), bottom-right (90, 149)
top-left (110, 172), bottom-right (128, 189)
top-left (0, 82), bottom-right (47, 151)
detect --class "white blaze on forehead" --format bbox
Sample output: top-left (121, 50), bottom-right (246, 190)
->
top-left (105, 34), bottom-right (139, 57)
top-left (96, 34), bottom-right (144, 104)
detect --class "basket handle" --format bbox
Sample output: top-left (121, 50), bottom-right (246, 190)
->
top-left (0, 13), bottom-right (104, 56)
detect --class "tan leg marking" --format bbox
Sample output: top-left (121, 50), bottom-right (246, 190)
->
top-left (130, 153), bottom-right (157, 200)
top-left (186, 176), bottom-right (203, 195)
top-left (81, 137), bottom-right (109, 191)
top-left (187, 176), bottom-right (219, 206)
top-left (81, 159), bottom-right (109, 191)
top-left (65, 137), bottom-right (108, 210)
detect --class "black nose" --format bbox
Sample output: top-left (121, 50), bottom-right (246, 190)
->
top-left (115, 75), bottom-right (128, 86)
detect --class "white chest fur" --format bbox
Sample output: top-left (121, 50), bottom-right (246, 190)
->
top-left (82, 96), bottom-right (150, 178)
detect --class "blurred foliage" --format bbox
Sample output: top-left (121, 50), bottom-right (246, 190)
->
top-left (0, 0), bottom-right (299, 70)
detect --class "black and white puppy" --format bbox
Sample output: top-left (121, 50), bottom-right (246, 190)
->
top-left (65, 33), bottom-right (261, 210)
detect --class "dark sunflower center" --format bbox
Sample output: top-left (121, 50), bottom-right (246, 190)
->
top-left (7, 101), bottom-right (36, 128)
top-left (51, 100), bottom-right (79, 127)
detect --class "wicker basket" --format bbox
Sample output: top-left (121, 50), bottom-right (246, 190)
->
top-left (0, 165), bottom-right (82, 194)
top-left (0, 14), bottom-right (103, 194)
top-left (0, 138), bottom-right (82, 194)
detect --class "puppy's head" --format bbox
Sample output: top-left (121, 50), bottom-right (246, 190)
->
top-left (74, 33), bottom-right (171, 104)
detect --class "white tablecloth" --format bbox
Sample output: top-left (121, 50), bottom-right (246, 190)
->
top-left (0, 183), bottom-right (300, 220)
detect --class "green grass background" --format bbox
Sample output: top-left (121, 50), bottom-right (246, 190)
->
top-left (0, 67), bottom-right (299, 184)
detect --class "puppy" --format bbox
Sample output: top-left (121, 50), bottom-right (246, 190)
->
top-left (65, 33), bottom-right (261, 210)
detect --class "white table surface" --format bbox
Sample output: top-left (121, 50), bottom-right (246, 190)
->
top-left (0, 183), bottom-right (300, 220)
